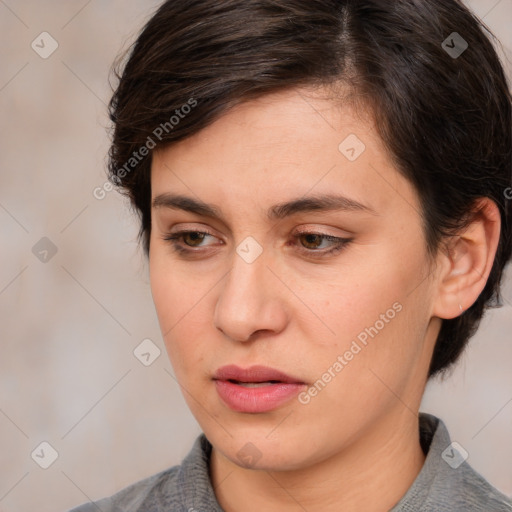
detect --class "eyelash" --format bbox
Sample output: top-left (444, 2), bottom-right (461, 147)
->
top-left (163, 229), bottom-right (353, 258)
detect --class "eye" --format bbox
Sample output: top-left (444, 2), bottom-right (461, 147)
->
top-left (291, 231), bottom-right (353, 257)
top-left (163, 229), bottom-right (219, 254)
top-left (166, 230), bottom-right (214, 247)
top-left (163, 229), bottom-right (353, 258)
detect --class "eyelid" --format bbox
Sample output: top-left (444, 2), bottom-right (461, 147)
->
top-left (165, 223), bottom-right (350, 243)
top-left (166, 224), bottom-right (222, 240)
top-left (291, 224), bottom-right (353, 238)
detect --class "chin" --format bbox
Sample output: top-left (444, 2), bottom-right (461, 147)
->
top-left (207, 425), bottom-right (320, 472)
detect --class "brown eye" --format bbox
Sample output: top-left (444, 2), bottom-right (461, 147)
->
top-left (181, 232), bottom-right (208, 247)
top-left (292, 231), bottom-right (353, 258)
top-left (299, 233), bottom-right (325, 250)
top-left (163, 230), bottom-right (219, 253)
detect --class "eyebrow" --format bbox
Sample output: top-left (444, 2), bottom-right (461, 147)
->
top-left (152, 192), bottom-right (377, 222)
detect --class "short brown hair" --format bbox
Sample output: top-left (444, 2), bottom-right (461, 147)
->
top-left (107, 0), bottom-right (512, 377)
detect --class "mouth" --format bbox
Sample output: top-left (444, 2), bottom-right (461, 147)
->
top-left (213, 364), bottom-right (305, 385)
top-left (212, 365), bottom-right (306, 413)
top-left (227, 380), bottom-right (282, 388)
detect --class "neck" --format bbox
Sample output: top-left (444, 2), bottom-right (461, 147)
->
top-left (210, 411), bottom-right (426, 512)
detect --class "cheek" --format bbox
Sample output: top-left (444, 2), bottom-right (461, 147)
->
top-left (298, 247), bottom-right (431, 391)
top-left (301, 228), bottom-right (427, 342)
top-left (296, 305), bottom-right (427, 438)
top-left (149, 246), bottom-right (204, 325)
top-left (299, 266), bottom-right (407, 351)
top-left (149, 252), bottom-right (214, 377)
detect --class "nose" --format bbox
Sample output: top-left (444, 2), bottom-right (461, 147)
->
top-left (213, 248), bottom-right (288, 343)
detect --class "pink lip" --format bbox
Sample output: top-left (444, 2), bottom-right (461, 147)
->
top-left (213, 365), bottom-right (306, 413)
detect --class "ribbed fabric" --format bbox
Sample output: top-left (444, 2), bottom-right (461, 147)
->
top-left (69, 413), bottom-right (512, 511)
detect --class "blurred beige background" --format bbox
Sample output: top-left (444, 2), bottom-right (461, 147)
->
top-left (0, 1), bottom-right (511, 511)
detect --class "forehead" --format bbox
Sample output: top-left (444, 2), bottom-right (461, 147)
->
top-left (150, 87), bottom-right (421, 222)
top-left (154, 88), bottom-right (373, 164)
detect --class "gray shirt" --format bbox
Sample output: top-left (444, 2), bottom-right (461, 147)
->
top-left (69, 413), bottom-right (512, 511)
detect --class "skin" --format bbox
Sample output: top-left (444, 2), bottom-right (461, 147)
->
top-left (148, 87), bottom-right (500, 512)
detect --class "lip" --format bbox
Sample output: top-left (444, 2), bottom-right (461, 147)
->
top-left (213, 365), bottom-right (306, 413)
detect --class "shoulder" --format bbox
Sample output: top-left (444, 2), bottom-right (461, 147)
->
top-left (423, 456), bottom-right (512, 511)
top-left (393, 413), bottom-right (512, 512)
top-left (67, 434), bottom-right (222, 512)
top-left (67, 465), bottom-right (181, 512)
top-left (456, 465), bottom-right (512, 511)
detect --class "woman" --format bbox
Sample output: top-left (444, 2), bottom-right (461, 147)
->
top-left (71, 0), bottom-right (512, 510)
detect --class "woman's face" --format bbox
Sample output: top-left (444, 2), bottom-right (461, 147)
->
top-left (149, 87), bottom-right (443, 470)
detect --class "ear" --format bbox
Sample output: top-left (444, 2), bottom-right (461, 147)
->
top-left (432, 198), bottom-right (501, 320)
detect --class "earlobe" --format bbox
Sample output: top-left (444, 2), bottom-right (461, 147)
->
top-left (432, 198), bottom-right (501, 320)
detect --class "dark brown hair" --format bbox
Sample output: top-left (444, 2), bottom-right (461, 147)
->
top-left (107, 0), bottom-right (512, 377)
